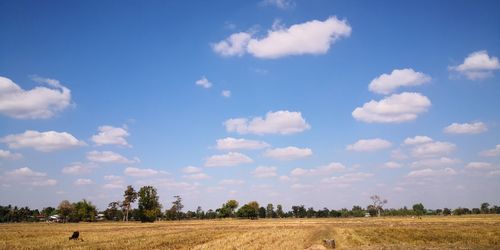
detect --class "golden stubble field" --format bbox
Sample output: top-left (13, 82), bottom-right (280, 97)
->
top-left (0, 215), bottom-right (499, 249)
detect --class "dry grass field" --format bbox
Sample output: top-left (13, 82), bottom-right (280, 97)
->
top-left (0, 215), bottom-right (499, 249)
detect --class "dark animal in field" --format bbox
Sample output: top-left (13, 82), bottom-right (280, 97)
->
top-left (323, 239), bottom-right (336, 248)
top-left (69, 231), bottom-right (80, 240)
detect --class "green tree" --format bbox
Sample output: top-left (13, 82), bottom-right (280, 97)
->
top-left (276, 204), bottom-right (284, 218)
top-left (73, 199), bottom-right (97, 222)
top-left (122, 185), bottom-right (138, 222)
top-left (105, 201), bottom-right (123, 220)
top-left (41, 207), bottom-right (56, 218)
top-left (236, 201), bottom-right (259, 219)
top-left (258, 207), bottom-right (266, 218)
top-left (266, 204), bottom-right (274, 218)
top-left (413, 203), bottom-right (425, 216)
top-left (225, 200), bottom-right (239, 217)
top-left (481, 202), bottom-right (490, 214)
top-left (171, 195), bottom-right (184, 220)
top-left (138, 186), bottom-right (162, 222)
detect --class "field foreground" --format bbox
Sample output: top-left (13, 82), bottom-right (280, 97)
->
top-left (1, 216), bottom-right (499, 249)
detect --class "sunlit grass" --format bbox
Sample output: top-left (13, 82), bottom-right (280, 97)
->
top-left (0, 215), bottom-right (498, 249)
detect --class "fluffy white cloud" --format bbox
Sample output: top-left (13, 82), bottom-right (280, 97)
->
top-left (382, 161), bottom-right (403, 169)
top-left (87, 150), bottom-right (136, 164)
top-left (219, 179), bottom-right (245, 185)
top-left (352, 92), bottom-right (431, 123)
top-left (91, 125), bottom-right (130, 146)
top-left (0, 149), bottom-right (22, 160)
top-left (444, 122), bottom-right (487, 134)
top-left (216, 137), bottom-right (270, 150)
top-left (74, 178), bottom-right (93, 186)
top-left (224, 110), bottom-right (310, 135)
top-left (291, 162), bottom-right (346, 177)
top-left (212, 32), bottom-right (252, 57)
top-left (4, 167), bottom-right (57, 187)
top-left (264, 146), bottom-right (312, 160)
top-left (465, 162), bottom-right (496, 170)
top-left (61, 162), bottom-right (94, 175)
top-left (204, 152), bottom-right (253, 167)
top-left (213, 17), bottom-right (351, 59)
top-left (195, 76), bottom-right (212, 88)
top-left (407, 168), bottom-right (457, 178)
top-left (368, 68), bottom-right (431, 94)
top-left (183, 173), bottom-right (210, 180)
top-left (261, 0), bottom-right (294, 9)
top-left (411, 141), bottom-right (456, 158)
top-left (449, 50), bottom-right (500, 80)
top-left (1, 130), bottom-right (85, 152)
top-left (480, 144), bottom-right (500, 157)
top-left (410, 157), bottom-right (460, 168)
top-left (404, 136), bottom-right (433, 145)
top-left (346, 138), bottom-right (392, 152)
top-left (252, 166), bottom-right (278, 178)
top-left (321, 172), bottom-right (373, 187)
top-left (0, 76), bottom-right (71, 119)
top-left (181, 166), bottom-right (202, 174)
top-left (221, 90), bottom-right (231, 98)
top-left (124, 167), bottom-right (158, 177)
top-left (102, 175), bottom-right (125, 189)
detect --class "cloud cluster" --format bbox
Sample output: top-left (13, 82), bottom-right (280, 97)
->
top-left (407, 168), bottom-right (457, 178)
top-left (449, 50), bottom-right (500, 80)
top-left (1, 130), bottom-right (85, 152)
top-left (4, 167), bottom-right (57, 187)
top-left (124, 167), bottom-right (159, 177)
top-left (480, 144), bottom-right (500, 157)
top-left (264, 146), bottom-right (312, 160)
top-left (86, 150), bottom-right (136, 164)
top-left (346, 138), bottom-right (392, 152)
top-left (444, 122), bottom-right (487, 134)
top-left (368, 68), bottom-right (431, 95)
top-left (195, 76), bottom-right (212, 88)
top-left (204, 152), bottom-right (253, 167)
top-left (352, 92), bottom-right (431, 123)
top-left (252, 166), bottom-right (278, 178)
top-left (224, 110), bottom-right (310, 135)
top-left (291, 162), bottom-right (346, 177)
top-left (0, 76), bottom-right (71, 119)
top-left (213, 17), bottom-right (351, 59)
top-left (0, 149), bottom-right (22, 160)
top-left (216, 137), bottom-right (270, 150)
top-left (260, 0), bottom-right (294, 9)
top-left (62, 162), bottom-right (95, 175)
top-left (91, 125), bottom-right (130, 146)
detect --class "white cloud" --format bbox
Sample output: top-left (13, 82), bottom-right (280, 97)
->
top-left (0, 149), bottom-right (22, 160)
top-left (352, 92), bottom-right (431, 123)
top-left (264, 146), bottom-right (312, 160)
top-left (411, 141), bottom-right (456, 158)
top-left (216, 137), bottom-right (270, 151)
top-left (87, 150), bottom-right (136, 164)
top-left (224, 110), bottom-right (310, 135)
top-left (449, 50), bottom-right (500, 80)
top-left (407, 168), bottom-right (457, 178)
top-left (260, 0), bottom-right (294, 9)
top-left (465, 162), bottom-right (496, 170)
top-left (195, 76), bottom-right (213, 88)
top-left (404, 136), bottom-right (433, 145)
top-left (124, 167), bottom-right (158, 177)
top-left (346, 138), bottom-right (392, 152)
top-left (0, 76), bottom-right (72, 119)
top-left (291, 162), bottom-right (346, 176)
top-left (382, 161), bottom-right (403, 169)
top-left (74, 178), bottom-right (93, 186)
top-left (102, 175), bottom-right (125, 189)
top-left (91, 125), bottom-right (130, 146)
top-left (290, 183), bottom-right (313, 190)
top-left (213, 17), bottom-right (351, 59)
top-left (31, 179), bottom-right (57, 187)
top-left (221, 90), bottom-right (231, 98)
top-left (61, 162), bottom-right (94, 175)
top-left (1, 130), bottom-right (85, 152)
top-left (321, 172), bottom-right (373, 187)
top-left (212, 32), bottom-right (252, 57)
top-left (410, 157), bottom-right (460, 168)
top-left (219, 179), bottom-right (245, 185)
top-left (204, 152), bottom-right (253, 167)
top-left (252, 166), bottom-right (278, 178)
top-left (6, 167), bottom-right (46, 177)
top-left (182, 166), bottom-right (202, 174)
top-left (444, 122), bottom-right (487, 134)
top-left (480, 144), bottom-right (500, 157)
top-left (183, 173), bottom-right (210, 180)
top-left (368, 68), bottom-right (431, 94)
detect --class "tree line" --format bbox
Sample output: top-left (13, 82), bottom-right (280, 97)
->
top-left (1, 185), bottom-right (499, 223)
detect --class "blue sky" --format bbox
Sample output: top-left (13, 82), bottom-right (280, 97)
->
top-left (1, 0), bottom-right (500, 211)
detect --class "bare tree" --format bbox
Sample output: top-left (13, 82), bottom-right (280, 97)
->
top-left (370, 195), bottom-right (388, 217)
top-left (122, 185), bottom-right (138, 222)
